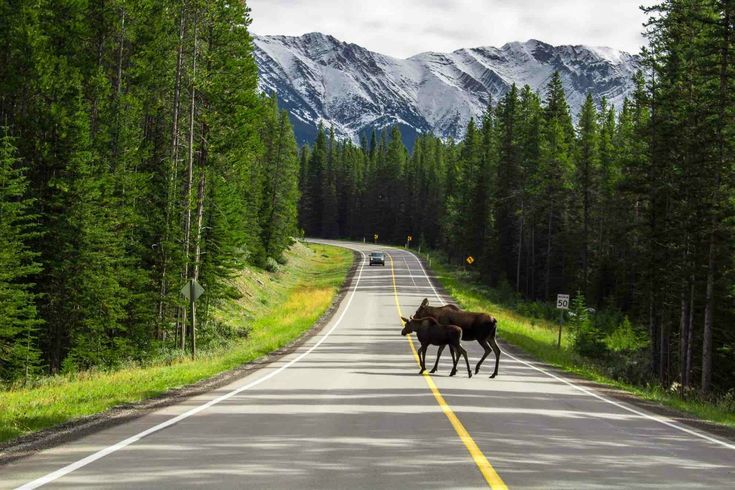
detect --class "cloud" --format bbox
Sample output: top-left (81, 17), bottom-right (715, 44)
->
top-left (248, 0), bottom-right (654, 58)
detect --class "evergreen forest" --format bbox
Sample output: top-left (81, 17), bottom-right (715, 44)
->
top-left (1, 0), bottom-right (734, 402)
top-left (0, 1), bottom-right (300, 381)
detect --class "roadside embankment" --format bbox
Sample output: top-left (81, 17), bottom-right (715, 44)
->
top-left (0, 242), bottom-right (354, 448)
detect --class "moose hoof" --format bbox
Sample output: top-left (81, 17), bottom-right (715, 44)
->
top-left (449, 370), bottom-right (457, 377)
top-left (418, 369), bottom-right (425, 375)
top-left (474, 367), bottom-right (480, 375)
top-left (429, 368), bottom-right (437, 374)
top-left (489, 373), bottom-right (497, 379)
top-left (468, 372), bottom-right (473, 378)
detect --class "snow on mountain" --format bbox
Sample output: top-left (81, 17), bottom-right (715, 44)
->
top-left (253, 32), bottom-right (641, 147)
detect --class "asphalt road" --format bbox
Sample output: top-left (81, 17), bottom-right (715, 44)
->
top-left (2, 240), bottom-right (734, 489)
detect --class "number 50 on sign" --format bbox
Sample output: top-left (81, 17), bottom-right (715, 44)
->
top-left (556, 294), bottom-right (570, 310)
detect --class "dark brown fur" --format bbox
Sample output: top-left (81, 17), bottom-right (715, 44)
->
top-left (400, 316), bottom-right (472, 377)
top-left (415, 299), bottom-right (501, 377)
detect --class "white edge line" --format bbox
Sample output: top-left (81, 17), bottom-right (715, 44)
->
top-left (403, 249), bottom-right (735, 452)
top-left (16, 251), bottom-right (367, 489)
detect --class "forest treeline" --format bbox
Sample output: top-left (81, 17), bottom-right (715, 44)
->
top-left (0, 1), bottom-right (300, 382)
top-left (299, 1), bottom-right (735, 395)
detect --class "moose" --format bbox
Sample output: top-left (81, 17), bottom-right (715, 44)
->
top-left (415, 298), bottom-right (501, 378)
top-left (400, 316), bottom-right (472, 377)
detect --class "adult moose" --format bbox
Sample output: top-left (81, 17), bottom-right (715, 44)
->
top-left (415, 299), bottom-right (501, 378)
top-left (400, 316), bottom-right (472, 378)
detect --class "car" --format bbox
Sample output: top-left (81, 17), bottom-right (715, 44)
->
top-left (369, 252), bottom-right (386, 266)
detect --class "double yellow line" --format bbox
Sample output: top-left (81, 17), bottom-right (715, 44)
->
top-left (388, 253), bottom-right (508, 490)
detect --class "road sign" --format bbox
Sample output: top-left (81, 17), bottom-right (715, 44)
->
top-left (407, 235), bottom-right (413, 242)
top-left (181, 279), bottom-right (205, 301)
top-left (466, 256), bottom-right (475, 265)
top-left (374, 233), bottom-right (379, 243)
top-left (556, 294), bottom-right (570, 310)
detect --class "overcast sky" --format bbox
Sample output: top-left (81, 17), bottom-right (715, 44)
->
top-left (248, 0), bottom-right (654, 58)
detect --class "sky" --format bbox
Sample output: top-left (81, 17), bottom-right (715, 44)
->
top-left (248, 0), bottom-right (654, 58)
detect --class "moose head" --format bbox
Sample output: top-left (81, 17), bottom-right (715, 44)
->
top-left (400, 316), bottom-right (415, 336)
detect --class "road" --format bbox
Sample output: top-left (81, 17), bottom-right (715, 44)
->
top-left (2, 240), bottom-right (734, 489)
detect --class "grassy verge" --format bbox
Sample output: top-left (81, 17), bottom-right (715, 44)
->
top-left (422, 253), bottom-right (735, 428)
top-left (0, 242), bottom-right (353, 444)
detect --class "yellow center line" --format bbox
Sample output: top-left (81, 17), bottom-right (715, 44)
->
top-left (388, 252), bottom-right (508, 490)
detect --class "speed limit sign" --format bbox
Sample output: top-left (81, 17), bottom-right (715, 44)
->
top-left (556, 294), bottom-right (570, 310)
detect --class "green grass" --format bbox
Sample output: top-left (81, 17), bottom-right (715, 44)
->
top-left (422, 254), bottom-right (735, 428)
top-left (0, 242), bottom-right (353, 444)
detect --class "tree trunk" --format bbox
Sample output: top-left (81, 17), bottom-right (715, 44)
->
top-left (583, 163), bottom-right (590, 293)
top-left (516, 201), bottom-right (524, 292)
top-left (115, 10), bottom-right (125, 97)
top-left (701, 230), bottom-right (715, 393)
top-left (530, 225), bottom-right (536, 298)
top-left (158, 4), bottom-right (186, 342)
top-left (191, 156), bottom-right (206, 358)
top-left (679, 279), bottom-right (690, 390)
top-left (544, 208), bottom-right (553, 300)
top-left (649, 288), bottom-right (659, 378)
top-left (686, 280), bottom-right (694, 388)
top-left (193, 158), bottom-right (207, 280)
top-left (659, 321), bottom-right (669, 386)
top-left (180, 14), bottom-right (198, 350)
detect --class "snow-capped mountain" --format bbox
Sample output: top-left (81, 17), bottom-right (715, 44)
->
top-left (253, 32), bottom-right (641, 147)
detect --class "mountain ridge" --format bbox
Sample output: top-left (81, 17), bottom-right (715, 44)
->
top-left (253, 32), bottom-right (641, 147)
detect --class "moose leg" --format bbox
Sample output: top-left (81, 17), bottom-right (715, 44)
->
top-left (418, 345), bottom-right (427, 374)
top-left (488, 336), bottom-right (502, 378)
top-left (431, 344), bottom-right (458, 373)
top-left (457, 344), bottom-right (472, 378)
top-left (474, 339), bottom-right (493, 374)
top-left (430, 345), bottom-right (445, 373)
top-left (449, 343), bottom-right (459, 377)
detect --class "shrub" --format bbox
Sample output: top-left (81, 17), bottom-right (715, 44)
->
top-left (264, 257), bottom-right (281, 272)
top-left (569, 291), bottom-right (607, 358)
top-left (605, 316), bottom-right (648, 352)
top-left (603, 349), bottom-right (653, 386)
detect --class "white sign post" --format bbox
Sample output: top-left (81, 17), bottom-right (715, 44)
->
top-left (556, 294), bottom-right (569, 348)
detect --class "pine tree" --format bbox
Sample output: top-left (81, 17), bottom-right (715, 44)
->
top-left (0, 129), bottom-right (42, 381)
top-left (259, 98), bottom-right (300, 260)
top-left (538, 72), bottom-right (575, 299)
top-left (574, 93), bottom-right (600, 294)
top-left (321, 128), bottom-right (339, 238)
top-left (495, 86), bottom-right (523, 285)
top-left (303, 125), bottom-right (327, 236)
top-left (517, 85), bottom-right (543, 297)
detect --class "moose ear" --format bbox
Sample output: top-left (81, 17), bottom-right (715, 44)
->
top-left (401, 316), bottom-right (409, 324)
top-left (421, 298), bottom-right (428, 307)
